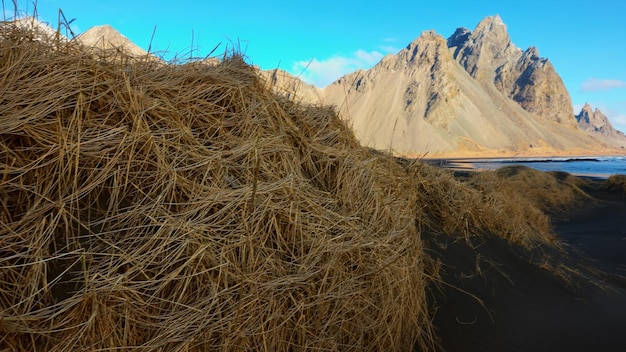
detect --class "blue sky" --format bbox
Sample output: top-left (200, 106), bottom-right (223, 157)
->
top-left (7, 0), bottom-right (626, 132)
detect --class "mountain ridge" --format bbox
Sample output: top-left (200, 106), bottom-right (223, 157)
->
top-left (314, 15), bottom-right (624, 156)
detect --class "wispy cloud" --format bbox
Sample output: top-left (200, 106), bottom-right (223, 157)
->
top-left (291, 44), bottom-right (402, 87)
top-left (378, 45), bottom-right (400, 54)
top-left (291, 49), bottom-right (384, 87)
top-left (580, 78), bottom-right (626, 92)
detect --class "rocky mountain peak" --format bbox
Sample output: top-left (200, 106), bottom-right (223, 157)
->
top-left (580, 103), bottom-right (594, 114)
top-left (448, 15), bottom-right (519, 81)
top-left (576, 103), bottom-right (626, 147)
top-left (405, 31), bottom-right (446, 55)
top-left (474, 14), bottom-right (505, 33)
top-left (398, 30), bottom-right (451, 67)
top-left (447, 27), bottom-right (471, 48)
top-left (445, 16), bottom-right (576, 127)
top-left (577, 103), bottom-right (610, 133)
top-left (526, 46), bottom-right (539, 58)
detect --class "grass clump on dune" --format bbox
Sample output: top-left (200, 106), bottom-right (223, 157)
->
top-left (600, 174), bottom-right (626, 194)
top-left (0, 21), bottom-right (572, 351)
top-left (472, 166), bottom-right (589, 215)
top-left (0, 22), bottom-right (433, 351)
top-left (410, 164), bottom-right (559, 247)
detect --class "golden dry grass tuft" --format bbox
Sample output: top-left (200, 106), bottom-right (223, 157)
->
top-left (470, 166), bottom-right (590, 215)
top-left (0, 22), bottom-right (568, 351)
top-left (600, 174), bottom-right (626, 194)
top-left (411, 164), bottom-right (559, 247)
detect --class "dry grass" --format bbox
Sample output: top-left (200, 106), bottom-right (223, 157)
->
top-left (469, 165), bottom-right (590, 214)
top-left (600, 174), bottom-right (626, 194)
top-left (0, 21), bottom-right (570, 351)
top-left (0, 22), bottom-right (433, 351)
top-left (410, 164), bottom-right (558, 248)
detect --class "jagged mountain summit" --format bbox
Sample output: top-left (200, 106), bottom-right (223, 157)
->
top-left (576, 103), bottom-right (626, 148)
top-left (448, 15), bottom-right (576, 128)
top-left (318, 15), bottom-right (621, 156)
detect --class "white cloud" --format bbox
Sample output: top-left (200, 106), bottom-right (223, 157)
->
top-left (291, 43), bottom-right (404, 87)
top-left (378, 44), bottom-right (400, 54)
top-left (580, 78), bottom-right (626, 92)
top-left (291, 49), bottom-right (384, 87)
top-left (354, 49), bottom-right (383, 64)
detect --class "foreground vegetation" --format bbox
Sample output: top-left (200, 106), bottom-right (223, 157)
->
top-left (0, 22), bottom-right (594, 351)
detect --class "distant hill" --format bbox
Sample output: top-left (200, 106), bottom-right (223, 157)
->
top-left (6, 17), bottom-right (63, 41)
top-left (257, 68), bottom-right (324, 104)
top-left (576, 103), bottom-right (626, 148)
top-left (75, 25), bottom-right (149, 57)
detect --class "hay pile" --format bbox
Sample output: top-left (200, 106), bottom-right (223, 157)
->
top-left (0, 23), bottom-right (432, 351)
top-left (0, 22), bottom-right (561, 351)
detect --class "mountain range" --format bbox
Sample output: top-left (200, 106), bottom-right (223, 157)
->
top-left (14, 16), bottom-right (626, 157)
top-left (263, 16), bottom-right (626, 156)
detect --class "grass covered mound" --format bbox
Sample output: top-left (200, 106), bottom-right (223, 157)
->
top-left (0, 23), bottom-right (431, 351)
top-left (0, 23), bottom-right (565, 351)
top-left (601, 174), bottom-right (626, 194)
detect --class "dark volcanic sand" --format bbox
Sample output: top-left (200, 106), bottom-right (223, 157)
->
top-left (425, 181), bottom-right (626, 352)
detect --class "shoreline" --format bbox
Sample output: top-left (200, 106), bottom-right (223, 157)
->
top-left (413, 147), bottom-right (626, 160)
top-left (423, 155), bottom-right (626, 179)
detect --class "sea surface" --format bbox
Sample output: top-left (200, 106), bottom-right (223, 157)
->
top-left (462, 156), bottom-right (626, 178)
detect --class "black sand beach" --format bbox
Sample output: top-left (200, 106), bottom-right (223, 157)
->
top-left (427, 175), bottom-right (626, 352)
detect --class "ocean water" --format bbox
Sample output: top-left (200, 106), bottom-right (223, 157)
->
top-left (465, 156), bottom-right (626, 178)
